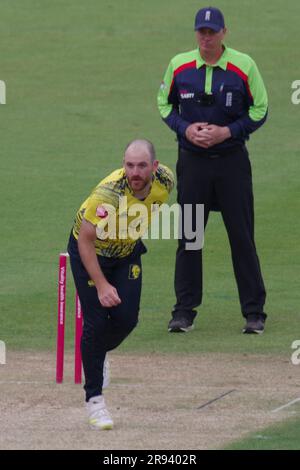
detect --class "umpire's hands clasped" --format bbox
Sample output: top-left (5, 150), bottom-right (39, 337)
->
top-left (185, 123), bottom-right (231, 148)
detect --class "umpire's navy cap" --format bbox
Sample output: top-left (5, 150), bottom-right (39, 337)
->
top-left (194, 7), bottom-right (225, 32)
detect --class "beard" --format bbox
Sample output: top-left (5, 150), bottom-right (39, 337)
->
top-left (128, 176), bottom-right (150, 192)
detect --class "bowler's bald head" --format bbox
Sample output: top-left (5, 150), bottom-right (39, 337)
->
top-left (124, 139), bottom-right (156, 163)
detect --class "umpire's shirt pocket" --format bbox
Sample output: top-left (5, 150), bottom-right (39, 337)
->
top-left (221, 86), bottom-right (245, 117)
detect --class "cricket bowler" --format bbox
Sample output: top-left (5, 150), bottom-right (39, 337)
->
top-left (67, 139), bottom-right (174, 429)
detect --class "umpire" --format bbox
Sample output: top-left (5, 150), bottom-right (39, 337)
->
top-left (157, 7), bottom-right (268, 334)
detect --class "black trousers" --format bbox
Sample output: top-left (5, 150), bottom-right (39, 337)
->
top-left (68, 234), bottom-right (143, 401)
top-left (174, 145), bottom-right (266, 319)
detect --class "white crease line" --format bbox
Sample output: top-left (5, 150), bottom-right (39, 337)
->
top-left (271, 397), bottom-right (300, 413)
top-left (0, 381), bottom-right (53, 385)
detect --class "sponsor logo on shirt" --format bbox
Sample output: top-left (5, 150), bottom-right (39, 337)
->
top-left (180, 90), bottom-right (194, 99)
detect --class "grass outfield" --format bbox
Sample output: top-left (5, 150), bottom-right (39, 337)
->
top-left (225, 417), bottom-right (300, 450)
top-left (1, 0), bottom-right (300, 360)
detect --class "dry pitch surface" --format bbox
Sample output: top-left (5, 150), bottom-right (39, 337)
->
top-left (0, 351), bottom-right (299, 450)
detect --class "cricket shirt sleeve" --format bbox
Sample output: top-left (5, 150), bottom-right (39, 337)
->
top-left (83, 185), bottom-right (119, 235)
top-left (228, 59), bottom-right (268, 139)
top-left (157, 59), bottom-right (191, 137)
top-left (153, 164), bottom-right (175, 209)
top-left (164, 165), bottom-right (175, 195)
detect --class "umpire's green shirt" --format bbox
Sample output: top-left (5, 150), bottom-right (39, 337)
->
top-left (157, 45), bottom-right (268, 152)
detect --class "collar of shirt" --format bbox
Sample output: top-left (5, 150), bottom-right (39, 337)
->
top-left (196, 44), bottom-right (228, 70)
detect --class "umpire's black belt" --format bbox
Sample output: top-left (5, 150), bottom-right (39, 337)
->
top-left (180, 145), bottom-right (245, 159)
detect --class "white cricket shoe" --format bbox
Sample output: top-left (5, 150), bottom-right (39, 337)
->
top-left (103, 355), bottom-right (110, 389)
top-left (86, 395), bottom-right (113, 430)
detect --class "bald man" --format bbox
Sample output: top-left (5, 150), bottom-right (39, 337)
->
top-left (67, 139), bottom-right (174, 430)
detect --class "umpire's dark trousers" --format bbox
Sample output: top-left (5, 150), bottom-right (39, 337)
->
top-left (174, 145), bottom-right (266, 319)
top-left (68, 234), bottom-right (144, 401)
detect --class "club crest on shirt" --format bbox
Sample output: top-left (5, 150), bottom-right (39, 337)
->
top-left (225, 92), bottom-right (233, 107)
top-left (129, 264), bottom-right (141, 280)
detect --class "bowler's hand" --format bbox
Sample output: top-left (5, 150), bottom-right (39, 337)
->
top-left (198, 125), bottom-right (231, 147)
top-left (185, 122), bottom-right (209, 146)
top-left (98, 281), bottom-right (121, 307)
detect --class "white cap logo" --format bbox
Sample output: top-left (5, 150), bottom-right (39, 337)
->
top-left (205, 11), bottom-right (211, 21)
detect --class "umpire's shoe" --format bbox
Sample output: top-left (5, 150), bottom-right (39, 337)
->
top-left (168, 310), bottom-right (196, 333)
top-left (242, 313), bottom-right (266, 334)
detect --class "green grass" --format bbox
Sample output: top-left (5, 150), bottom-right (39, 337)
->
top-left (1, 0), bottom-right (300, 357)
top-left (225, 418), bottom-right (300, 450)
